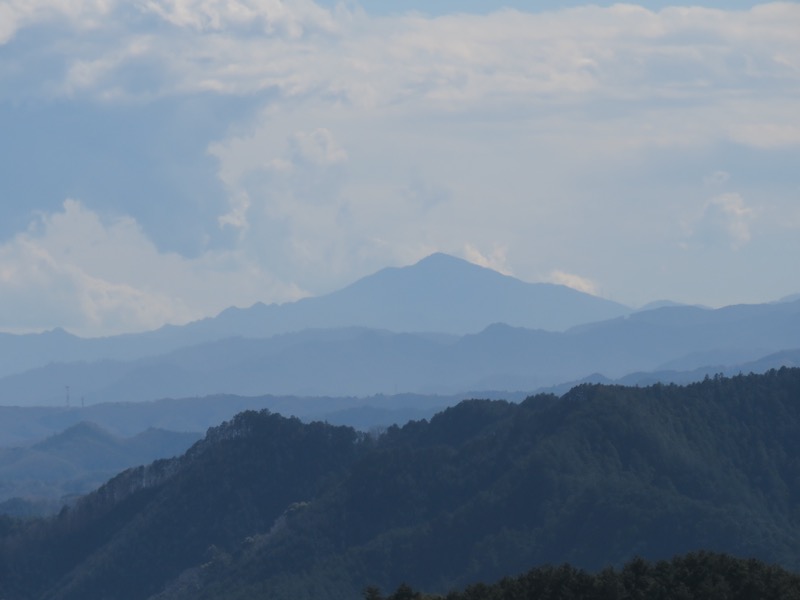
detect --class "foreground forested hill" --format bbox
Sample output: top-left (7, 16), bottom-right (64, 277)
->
top-left (1, 369), bottom-right (799, 599)
top-left (373, 552), bottom-right (800, 600)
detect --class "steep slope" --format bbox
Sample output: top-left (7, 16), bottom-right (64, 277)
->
top-left (197, 370), bottom-right (800, 599)
top-left (0, 413), bottom-right (364, 599)
top-left (1, 369), bottom-right (800, 599)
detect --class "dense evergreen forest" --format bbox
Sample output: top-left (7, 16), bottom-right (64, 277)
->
top-left (371, 552), bottom-right (800, 600)
top-left (1, 368), bottom-right (799, 599)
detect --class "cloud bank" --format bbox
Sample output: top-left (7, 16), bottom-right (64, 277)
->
top-left (0, 1), bottom-right (798, 334)
top-left (0, 200), bottom-right (305, 335)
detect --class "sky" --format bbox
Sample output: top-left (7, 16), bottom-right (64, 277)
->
top-left (0, 0), bottom-right (798, 337)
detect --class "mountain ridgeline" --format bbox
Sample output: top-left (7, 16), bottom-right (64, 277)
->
top-left (1, 369), bottom-right (800, 599)
top-left (1, 253), bottom-right (799, 405)
top-left (0, 254), bottom-right (630, 381)
top-left (3, 299), bottom-right (800, 405)
top-left (201, 253), bottom-right (631, 336)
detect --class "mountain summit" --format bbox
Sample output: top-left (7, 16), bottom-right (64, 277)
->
top-left (0, 254), bottom-right (631, 382)
top-left (198, 253), bottom-right (631, 337)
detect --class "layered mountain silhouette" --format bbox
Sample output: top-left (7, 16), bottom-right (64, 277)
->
top-left (2, 299), bottom-right (799, 405)
top-left (1, 369), bottom-right (799, 600)
top-left (0, 254), bottom-right (630, 379)
top-left (1, 253), bottom-right (798, 406)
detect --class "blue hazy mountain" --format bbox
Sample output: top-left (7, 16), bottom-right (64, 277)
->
top-left (183, 252), bottom-right (632, 337)
top-left (2, 299), bottom-right (798, 406)
top-left (0, 254), bottom-right (630, 378)
top-left (0, 254), bottom-right (798, 405)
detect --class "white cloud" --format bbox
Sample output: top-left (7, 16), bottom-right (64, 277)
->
top-left (0, 0), bottom-right (113, 45)
top-left (138, 0), bottom-right (337, 36)
top-left (1, 1), bottom-right (800, 331)
top-left (684, 192), bottom-right (758, 250)
top-left (0, 200), bottom-right (305, 336)
top-left (703, 171), bottom-right (730, 186)
top-left (708, 193), bottom-right (757, 248)
top-left (217, 191), bottom-right (252, 231)
top-left (463, 244), bottom-right (512, 276)
top-left (290, 128), bottom-right (348, 166)
top-left (7, 1), bottom-right (797, 121)
top-left (208, 121), bottom-right (352, 282)
top-left (729, 123), bottom-right (800, 149)
top-left (548, 270), bottom-right (598, 296)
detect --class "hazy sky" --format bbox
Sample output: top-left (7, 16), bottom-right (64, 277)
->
top-left (1, 0), bottom-right (798, 336)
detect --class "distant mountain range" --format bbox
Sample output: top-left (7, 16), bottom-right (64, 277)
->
top-left (0, 253), bottom-right (798, 406)
top-left (0, 253), bottom-right (629, 379)
top-left (2, 300), bottom-right (798, 406)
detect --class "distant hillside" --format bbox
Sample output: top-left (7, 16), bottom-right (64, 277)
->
top-left (0, 392), bottom-right (482, 447)
top-left (540, 347), bottom-right (800, 395)
top-left (0, 254), bottom-right (630, 379)
top-left (3, 298), bottom-right (799, 405)
top-left (1, 369), bottom-right (799, 599)
top-left (0, 423), bottom-right (200, 516)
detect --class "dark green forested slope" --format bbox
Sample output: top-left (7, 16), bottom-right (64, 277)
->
top-left (0, 414), bottom-right (363, 599)
top-left (373, 552), bottom-right (800, 600)
top-left (1, 369), bottom-right (800, 599)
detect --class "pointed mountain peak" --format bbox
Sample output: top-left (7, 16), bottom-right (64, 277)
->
top-left (409, 252), bottom-right (503, 275)
top-left (168, 252), bottom-right (632, 339)
top-left (413, 252), bottom-right (472, 267)
top-left (314, 252), bottom-right (631, 333)
top-left (342, 252), bottom-right (515, 297)
top-left (358, 252), bottom-right (515, 290)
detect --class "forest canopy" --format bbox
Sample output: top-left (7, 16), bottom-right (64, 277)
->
top-left (1, 369), bottom-right (800, 599)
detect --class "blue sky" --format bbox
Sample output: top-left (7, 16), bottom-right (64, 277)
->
top-left (0, 0), bottom-right (798, 336)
